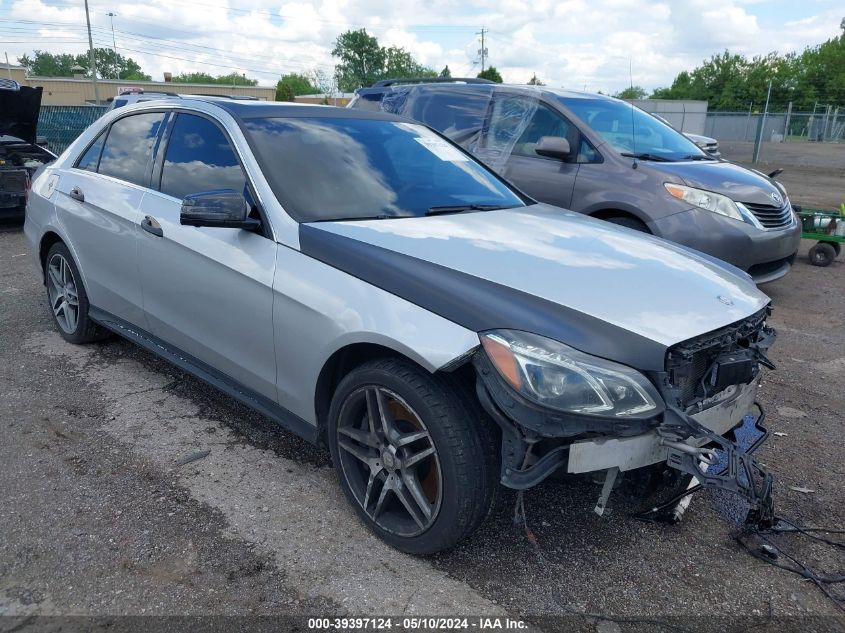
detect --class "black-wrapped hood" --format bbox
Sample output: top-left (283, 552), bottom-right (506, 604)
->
top-left (299, 205), bottom-right (770, 371)
top-left (0, 85), bottom-right (42, 145)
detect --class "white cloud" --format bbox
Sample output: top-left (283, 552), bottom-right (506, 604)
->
top-left (1, 0), bottom-right (840, 93)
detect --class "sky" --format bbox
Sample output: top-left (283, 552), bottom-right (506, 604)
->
top-left (0, 0), bottom-right (842, 92)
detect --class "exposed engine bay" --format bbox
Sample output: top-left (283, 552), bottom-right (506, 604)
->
top-left (1, 81), bottom-right (55, 212)
top-left (475, 306), bottom-right (778, 526)
top-left (0, 139), bottom-right (54, 210)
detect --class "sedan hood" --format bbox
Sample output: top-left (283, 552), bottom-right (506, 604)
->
top-left (656, 160), bottom-right (783, 206)
top-left (300, 205), bottom-right (769, 371)
top-left (0, 84), bottom-right (42, 145)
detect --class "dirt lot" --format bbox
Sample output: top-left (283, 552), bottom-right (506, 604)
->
top-left (719, 141), bottom-right (844, 210)
top-left (1, 218), bottom-right (844, 631)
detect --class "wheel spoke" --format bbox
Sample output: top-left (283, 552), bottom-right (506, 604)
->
top-left (394, 479), bottom-right (427, 529)
top-left (338, 424), bottom-right (380, 448)
top-left (371, 476), bottom-right (392, 521)
top-left (363, 469), bottom-right (386, 513)
top-left (394, 429), bottom-right (429, 447)
top-left (366, 387), bottom-right (399, 443)
top-left (403, 445), bottom-right (435, 469)
top-left (53, 299), bottom-right (67, 317)
top-left (65, 304), bottom-right (78, 331)
top-left (48, 265), bottom-right (62, 292)
top-left (401, 472), bottom-right (433, 521)
top-left (337, 437), bottom-right (375, 466)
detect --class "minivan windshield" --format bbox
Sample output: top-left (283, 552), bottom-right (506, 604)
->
top-left (243, 116), bottom-right (526, 222)
top-left (561, 98), bottom-right (708, 161)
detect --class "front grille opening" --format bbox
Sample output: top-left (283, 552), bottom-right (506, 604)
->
top-left (665, 308), bottom-right (770, 410)
top-left (741, 201), bottom-right (793, 229)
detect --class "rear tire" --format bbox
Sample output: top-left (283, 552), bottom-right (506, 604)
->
top-left (808, 242), bottom-right (836, 267)
top-left (328, 358), bottom-right (498, 555)
top-left (605, 215), bottom-right (649, 233)
top-left (45, 242), bottom-right (109, 344)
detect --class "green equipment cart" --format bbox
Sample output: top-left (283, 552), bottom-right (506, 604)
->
top-left (796, 205), bottom-right (845, 267)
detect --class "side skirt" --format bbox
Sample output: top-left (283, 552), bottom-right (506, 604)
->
top-left (89, 307), bottom-right (318, 444)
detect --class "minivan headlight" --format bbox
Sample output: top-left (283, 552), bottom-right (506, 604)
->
top-left (664, 183), bottom-right (762, 228)
top-left (480, 330), bottom-right (663, 419)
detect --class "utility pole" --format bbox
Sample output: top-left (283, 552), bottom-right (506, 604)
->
top-left (84, 0), bottom-right (100, 104)
top-left (4, 51), bottom-right (12, 80)
top-left (476, 28), bottom-right (487, 73)
top-left (107, 12), bottom-right (118, 78)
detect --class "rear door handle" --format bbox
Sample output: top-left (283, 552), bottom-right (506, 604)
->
top-left (141, 215), bottom-right (163, 237)
top-left (69, 186), bottom-right (84, 203)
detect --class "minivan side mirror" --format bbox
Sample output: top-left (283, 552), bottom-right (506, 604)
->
top-left (534, 136), bottom-right (571, 160)
top-left (180, 189), bottom-right (260, 230)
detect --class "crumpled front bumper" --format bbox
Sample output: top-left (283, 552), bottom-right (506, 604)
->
top-left (566, 376), bottom-right (760, 474)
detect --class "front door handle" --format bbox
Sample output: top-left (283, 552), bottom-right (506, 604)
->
top-left (69, 186), bottom-right (84, 203)
top-left (141, 215), bottom-right (163, 237)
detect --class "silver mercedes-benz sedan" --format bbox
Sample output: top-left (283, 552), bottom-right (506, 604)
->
top-left (25, 98), bottom-right (777, 554)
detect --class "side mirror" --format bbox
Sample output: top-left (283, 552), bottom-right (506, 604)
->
top-left (180, 189), bottom-right (260, 230)
top-left (534, 136), bottom-right (571, 160)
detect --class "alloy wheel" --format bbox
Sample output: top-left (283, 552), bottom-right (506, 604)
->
top-left (46, 253), bottom-right (80, 334)
top-left (336, 386), bottom-right (443, 537)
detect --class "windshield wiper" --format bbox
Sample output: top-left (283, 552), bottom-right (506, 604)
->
top-left (683, 154), bottom-right (715, 161)
top-left (620, 152), bottom-right (671, 162)
top-left (425, 204), bottom-right (511, 216)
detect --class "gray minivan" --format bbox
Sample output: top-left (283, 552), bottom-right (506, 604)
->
top-left (350, 80), bottom-right (801, 284)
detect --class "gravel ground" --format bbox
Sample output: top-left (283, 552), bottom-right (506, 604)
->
top-left (1, 218), bottom-right (844, 631)
top-left (719, 141), bottom-right (844, 210)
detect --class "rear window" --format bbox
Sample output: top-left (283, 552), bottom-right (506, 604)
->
top-left (98, 112), bottom-right (166, 187)
top-left (243, 116), bottom-right (524, 223)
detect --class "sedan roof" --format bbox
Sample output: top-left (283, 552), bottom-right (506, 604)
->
top-left (194, 97), bottom-right (406, 122)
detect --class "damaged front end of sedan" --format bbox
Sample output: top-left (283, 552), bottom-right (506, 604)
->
top-left (472, 306), bottom-right (777, 528)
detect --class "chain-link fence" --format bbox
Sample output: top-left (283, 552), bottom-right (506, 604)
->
top-left (37, 105), bottom-right (108, 155)
top-left (703, 110), bottom-right (844, 143)
top-left (637, 105), bottom-right (844, 144)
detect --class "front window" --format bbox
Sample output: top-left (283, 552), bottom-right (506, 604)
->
top-left (243, 117), bottom-right (525, 223)
top-left (562, 98), bottom-right (707, 162)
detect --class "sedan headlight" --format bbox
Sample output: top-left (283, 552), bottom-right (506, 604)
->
top-left (480, 330), bottom-right (663, 419)
top-left (664, 183), bottom-right (762, 228)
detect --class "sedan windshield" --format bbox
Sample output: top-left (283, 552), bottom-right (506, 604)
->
top-left (562, 98), bottom-right (707, 161)
top-left (243, 116), bottom-right (526, 222)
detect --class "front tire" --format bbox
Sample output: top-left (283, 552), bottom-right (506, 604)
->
top-left (45, 242), bottom-right (108, 344)
top-left (328, 358), bottom-right (498, 555)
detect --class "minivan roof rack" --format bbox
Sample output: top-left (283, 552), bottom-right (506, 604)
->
top-left (371, 77), bottom-right (495, 87)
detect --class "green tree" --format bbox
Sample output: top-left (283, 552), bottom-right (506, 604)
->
top-left (477, 67), bottom-right (503, 83)
top-left (650, 35), bottom-right (844, 111)
top-left (332, 29), bottom-right (386, 91)
top-left (276, 72), bottom-right (319, 100)
top-left (384, 46), bottom-right (436, 79)
top-left (277, 83), bottom-right (296, 102)
top-left (439, 65), bottom-right (451, 78)
top-left (172, 71), bottom-right (257, 86)
top-left (615, 85), bottom-right (646, 99)
top-left (18, 48), bottom-right (150, 80)
top-left (332, 29), bottom-right (435, 90)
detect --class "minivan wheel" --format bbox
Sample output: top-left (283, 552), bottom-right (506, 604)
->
top-left (328, 358), bottom-right (498, 555)
top-left (45, 243), bottom-right (108, 344)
